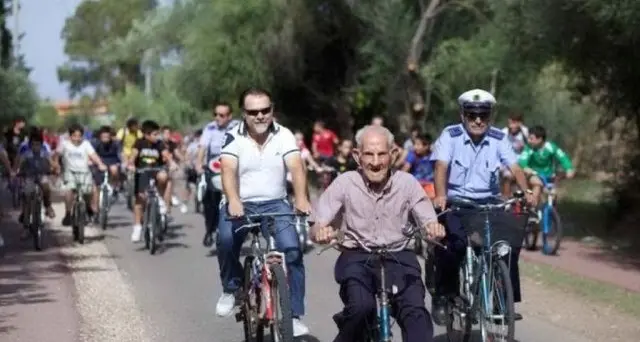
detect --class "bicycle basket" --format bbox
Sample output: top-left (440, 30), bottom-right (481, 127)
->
top-left (459, 210), bottom-right (528, 249)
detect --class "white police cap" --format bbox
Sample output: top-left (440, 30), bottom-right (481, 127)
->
top-left (457, 89), bottom-right (496, 107)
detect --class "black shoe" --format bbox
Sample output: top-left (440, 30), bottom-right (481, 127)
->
top-left (431, 296), bottom-right (450, 326)
top-left (18, 213), bottom-right (24, 223)
top-left (202, 231), bottom-right (213, 247)
top-left (62, 213), bottom-right (72, 226)
top-left (514, 312), bottom-right (523, 321)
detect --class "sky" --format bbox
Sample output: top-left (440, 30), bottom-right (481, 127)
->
top-left (9, 0), bottom-right (172, 101)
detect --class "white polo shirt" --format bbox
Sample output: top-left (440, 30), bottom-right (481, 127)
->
top-left (220, 122), bottom-right (300, 202)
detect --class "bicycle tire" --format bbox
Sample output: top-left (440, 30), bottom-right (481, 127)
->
top-left (446, 264), bottom-right (472, 342)
top-left (480, 259), bottom-right (515, 342)
top-left (73, 201), bottom-right (85, 244)
top-left (99, 189), bottom-right (109, 230)
top-left (148, 198), bottom-right (159, 255)
top-left (269, 264), bottom-right (294, 342)
top-left (32, 196), bottom-right (43, 251)
top-left (523, 219), bottom-right (539, 251)
top-left (241, 256), bottom-right (261, 342)
top-left (542, 207), bottom-right (563, 255)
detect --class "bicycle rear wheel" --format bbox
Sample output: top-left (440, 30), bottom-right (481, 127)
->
top-left (542, 206), bottom-right (563, 255)
top-left (480, 259), bottom-right (515, 342)
top-left (240, 256), bottom-right (262, 342)
top-left (269, 264), bottom-right (293, 342)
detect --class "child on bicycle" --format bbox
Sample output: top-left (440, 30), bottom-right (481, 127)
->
top-left (324, 138), bottom-right (358, 182)
top-left (127, 120), bottom-right (176, 243)
top-left (518, 125), bottom-right (575, 206)
top-left (15, 130), bottom-right (55, 238)
top-left (91, 126), bottom-right (122, 217)
top-left (57, 124), bottom-right (107, 226)
top-left (401, 133), bottom-right (436, 199)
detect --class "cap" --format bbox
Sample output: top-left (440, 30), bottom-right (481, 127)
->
top-left (457, 89), bottom-right (496, 107)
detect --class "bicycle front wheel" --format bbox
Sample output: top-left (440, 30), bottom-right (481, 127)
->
top-left (32, 196), bottom-right (43, 251)
top-left (241, 256), bottom-right (262, 342)
top-left (480, 259), bottom-right (515, 342)
top-left (99, 189), bottom-right (109, 230)
top-left (269, 264), bottom-right (293, 342)
top-left (147, 200), bottom-right (159, 255)
top-left (542, 206), bottom-right (563, 255)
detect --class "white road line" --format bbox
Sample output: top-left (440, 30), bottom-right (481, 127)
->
top-left (48, 203), bottom-right (151, 342)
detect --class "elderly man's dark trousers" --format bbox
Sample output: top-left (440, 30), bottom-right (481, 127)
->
top-left (332, 250), bottom-right (434, 342)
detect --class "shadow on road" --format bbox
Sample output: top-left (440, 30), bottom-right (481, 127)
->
top-left (434, 330), bottom-right (521, 342)
top-left (206, 246), bottom-right (253, 257)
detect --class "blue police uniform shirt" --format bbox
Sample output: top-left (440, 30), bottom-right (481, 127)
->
top-left (18, 141), bottom-right (52, 157)
top-left (199, 120), bottom-right (240, 160)
top-left (430, 123), bottom-right (517, 199)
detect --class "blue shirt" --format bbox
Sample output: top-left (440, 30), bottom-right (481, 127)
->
top-left (199, 120), bottom-right (240, 160)
top-left (431, 124), bottom-right (516, 199)
top-left (405, 151), bottom-right (434, 182)
top-left (19, 141), bottom-right (52, 157)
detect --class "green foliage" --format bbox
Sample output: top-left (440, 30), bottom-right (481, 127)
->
top-left (0, 68), bottom-right (38, 125)
top-left (33, 102), bottom-right (63, 131)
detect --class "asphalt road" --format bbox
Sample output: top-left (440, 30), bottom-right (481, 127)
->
top-left (3, 200), bottom-right (596, 342)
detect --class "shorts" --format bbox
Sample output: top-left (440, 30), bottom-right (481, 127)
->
top-left (91, 165), bottom-right (118, 185)
top-left (134, 169), bottom-right (162, 195)
top-left (63, 171), bottom-right (93, 194)
top-left (185, 167), bottom-right (198, 184)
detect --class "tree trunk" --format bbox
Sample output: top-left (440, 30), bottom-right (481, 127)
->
top-left (399, 0), bottom-right (443, 135)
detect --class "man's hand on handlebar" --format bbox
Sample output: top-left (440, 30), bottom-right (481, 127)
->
top-left (423, 221), bottom-right (446, 240)
top-left (311, 225), bottom-right (336, 244)
top-left (227, 199), bottom-right (245, 218)
top-left (433, 196), bottom-right (447, 210)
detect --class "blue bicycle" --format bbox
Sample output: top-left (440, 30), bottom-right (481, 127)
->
top-left (523, 175), bottom-right (563, 255)
top-left (445, 195), bottom-right (526, 342)
top-left (318, 227), bottom-right (444, 342)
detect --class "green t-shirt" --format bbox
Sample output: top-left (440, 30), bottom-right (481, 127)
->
top-left (518, 141), bottom-right (574, 177)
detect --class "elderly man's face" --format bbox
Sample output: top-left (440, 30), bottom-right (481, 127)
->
top-left (355, 131), bottom-right (395, 184)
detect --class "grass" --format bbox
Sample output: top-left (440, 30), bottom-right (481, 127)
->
top-left (521, 261), bottom-right (640, 318)
top-left (556, 178), bottom-right (613, 238)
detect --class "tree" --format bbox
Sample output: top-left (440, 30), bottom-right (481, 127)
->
top-left (58, 0), bottom-right (155, 97)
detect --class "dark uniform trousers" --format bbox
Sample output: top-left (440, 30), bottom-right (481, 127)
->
top-left (333, 249), bottom-right (434, 342)
top-left (202, 170), bottom-right (223, 234)
top-left (434, 198), bottom-right (522, 302)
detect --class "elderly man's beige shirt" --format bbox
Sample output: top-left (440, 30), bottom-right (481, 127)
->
top-left (311, 170), bottom-right (438, 249)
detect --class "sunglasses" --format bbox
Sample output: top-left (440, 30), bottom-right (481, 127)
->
top-left (244, 105), bottom-right (273, 116)
top-left (464, 111), bottom-right (491, 121)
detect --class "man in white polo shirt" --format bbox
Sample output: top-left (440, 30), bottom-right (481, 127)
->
top-left (216, 87), bottom-right (312, 337)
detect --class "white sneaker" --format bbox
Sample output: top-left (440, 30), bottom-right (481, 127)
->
top-left (293, 318), bottom-right (310, 337)
top-left (131, 224), bottom-right (142, 242)
top-left (215, 293), bottom-right (236, 317)
top-left (171, 196), bottom-right (180, 206)
top-left (180, 203), bottom-right (188, 214)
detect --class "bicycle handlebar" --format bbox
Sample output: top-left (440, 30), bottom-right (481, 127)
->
top-left (447, 196), bottom-right (522, 212)
top-left (317, 226), bottom-right (446, 255)
top-left (134, 167), bottom-right (167, 174)
top-left (226, 212), bottom-right (308, 234)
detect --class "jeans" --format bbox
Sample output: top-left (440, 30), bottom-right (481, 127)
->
top-left (216, 199), bottom-right (305, 317)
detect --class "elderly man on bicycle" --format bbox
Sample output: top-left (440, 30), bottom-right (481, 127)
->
top-left (429, 89), bottom-right (535, 325)
top-left (311, 124), bottom-right (446, 342)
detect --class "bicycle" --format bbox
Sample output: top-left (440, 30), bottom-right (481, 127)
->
top-left (442, 195), bottom-right (526, 342)
top-left (97, 170), bottom-right (114, 231)
top-left (230, 212), bottom-right (302, 342)
top-left (522, 174), bottom-right (563, 255)
top-left (137, 167), bottom-right (169, 255)
top-left (125, 169), bottom-right (135, 211)
top-left (195, 173), bottom-right (206, 214)
top-left (317, 227), bottom-right (445, 342)
top-left (294, 215), bottom-right (313, 253)
top-left (21, 174), bottom-right (45, 251)
top-left (70, 171), bottom-right (92, 244)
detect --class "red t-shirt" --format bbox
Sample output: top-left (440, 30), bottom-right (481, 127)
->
top-left (312, 129), bottom-right (337, 157)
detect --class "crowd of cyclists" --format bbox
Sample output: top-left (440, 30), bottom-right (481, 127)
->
top-left (0, 87), bottom-right (577, 340)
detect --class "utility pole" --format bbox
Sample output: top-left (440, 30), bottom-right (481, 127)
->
top-left (12, 0), bottom-right (20, 64)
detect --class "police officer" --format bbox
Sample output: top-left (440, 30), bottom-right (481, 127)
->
top-left (195, 102), bottom-right (240, 247)
top-left (430, 89), bottom-right (536, 324)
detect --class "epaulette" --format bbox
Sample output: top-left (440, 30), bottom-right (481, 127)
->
top-left (447, 125), bottom-right (463, 137)
top-left (206, 122), bottom-right (217, 131)
top-left (487, 127), bottom-right (505, 140)
top-left (222, 133), bottom-right (235, 148)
